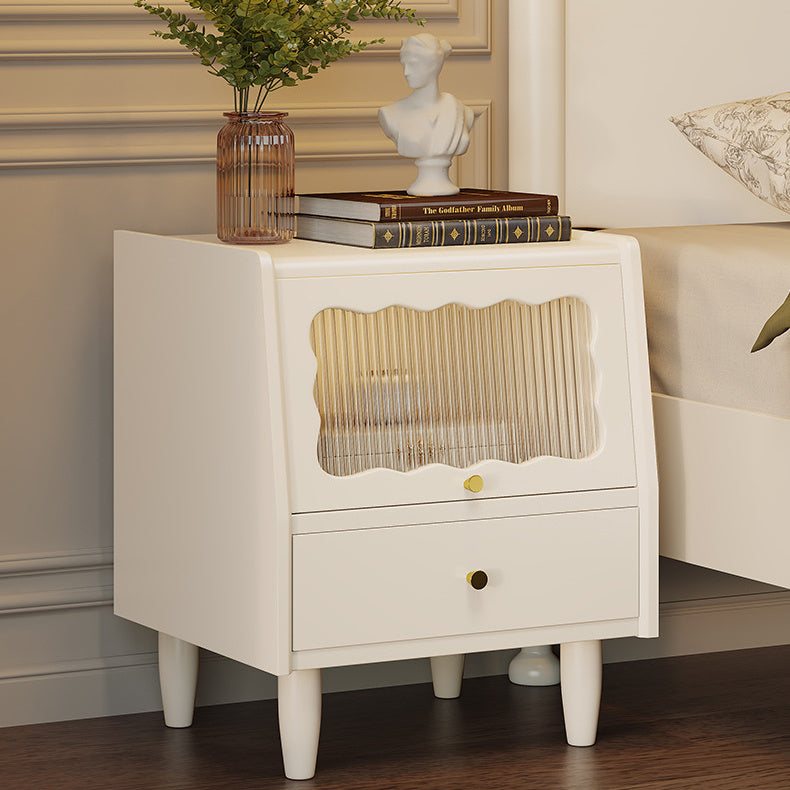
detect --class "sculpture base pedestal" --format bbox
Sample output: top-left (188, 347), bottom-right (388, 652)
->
top-left (408, 156), bottom-right (458, 196)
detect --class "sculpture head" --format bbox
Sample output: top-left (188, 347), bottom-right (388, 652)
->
top-left (400, 33), bottom-right (452, 89)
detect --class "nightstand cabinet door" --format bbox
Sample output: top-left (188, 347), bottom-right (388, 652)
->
top-left (279, 263), bottom-right (637, 514)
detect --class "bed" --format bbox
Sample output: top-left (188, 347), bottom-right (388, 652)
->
top-left (508, 0), bottom-right (790, 593)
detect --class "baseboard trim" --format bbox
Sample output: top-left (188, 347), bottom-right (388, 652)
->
top-left (0, 651), bottom-right (157, 683)
top-left (604, 590), bottom-right (790, 664)
top-left (2, 590), bottom-right (789, 728)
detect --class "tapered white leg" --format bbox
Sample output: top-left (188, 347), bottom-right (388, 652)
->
top-left (158, 632), bottom-right (199, 728)
top-left (430, 654), bottom-right (465, 699)
top-left (560, 640), bottom-right (602, 747)
top-left (508, 645), bottom-right (560, 686)
top-left (278, 669), bottom-right (322, 780)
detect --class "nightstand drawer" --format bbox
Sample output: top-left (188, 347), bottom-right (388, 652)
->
top-left (292, 508), bottom-right (639, 651)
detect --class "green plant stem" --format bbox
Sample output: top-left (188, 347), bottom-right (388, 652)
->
top-left (252, 84), bottom-right (265, 113)
top-left (236, 86), bottom-right (249, 113)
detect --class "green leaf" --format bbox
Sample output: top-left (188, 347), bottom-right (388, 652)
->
top-left (132, 0), bottom-right (424, 107)
top-left (752, 292), bottom-right (790, 352)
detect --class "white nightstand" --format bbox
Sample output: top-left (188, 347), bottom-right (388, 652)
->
top-left (114, 231), bottom-right (657, 780)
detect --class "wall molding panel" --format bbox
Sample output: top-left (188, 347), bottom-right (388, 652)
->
top-left (0, 0), bottom-right (489, 60)
top-left (0, 650), bottom-right (156, 684)
top-left (1, 1), bottom-right (162, 19)
top-left (0, 0), bottom-right (462, 20)
top-left (0, 101), bottom-right (491, 174)
top-left (0, 586), bottom-right (113, 616)
top-left (0, 548), bottom-right (113, 616)
top-left (0, 547), bottom-right (113, 576)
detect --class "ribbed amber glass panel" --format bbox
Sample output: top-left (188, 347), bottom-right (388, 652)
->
top-left (310, 299), bottom-right (599, 476)
top-left (216, 112), bottom-right (295, 244)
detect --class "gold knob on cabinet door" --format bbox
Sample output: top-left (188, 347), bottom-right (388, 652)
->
top-left (463, 475), bottom-right (484, 493)
top-left (466, 570), bottom-right (488, 590)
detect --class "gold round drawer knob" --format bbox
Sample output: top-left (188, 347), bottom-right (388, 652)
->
top-left (466, 570), bottom-right (488, 590)
top-left (463, 475), bottom-right (484, 493)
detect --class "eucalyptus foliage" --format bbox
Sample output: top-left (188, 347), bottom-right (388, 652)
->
top-left (134, 0), bottom-right (423, 112)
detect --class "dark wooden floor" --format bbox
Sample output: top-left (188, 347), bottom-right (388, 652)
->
top-left (3, 645), bottom-right (790, 790)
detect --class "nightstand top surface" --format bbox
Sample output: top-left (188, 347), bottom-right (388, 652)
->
top-left (118, 230), bottom-right (635, 279)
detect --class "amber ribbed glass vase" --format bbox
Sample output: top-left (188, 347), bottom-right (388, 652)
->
top-left (216, 112), bottom-right (295, 244)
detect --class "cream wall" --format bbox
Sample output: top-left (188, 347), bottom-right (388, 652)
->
top-left (1, 0), bottom-right (788, 728)
top-left (0, 0), bottom-right (510, 726)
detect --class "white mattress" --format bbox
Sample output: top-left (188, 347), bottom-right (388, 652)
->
top-left (606, 223), bottom-right (790, 418)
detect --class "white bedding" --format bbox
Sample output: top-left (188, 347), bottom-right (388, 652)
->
top-left (606, 224), bottom-right (790, 418)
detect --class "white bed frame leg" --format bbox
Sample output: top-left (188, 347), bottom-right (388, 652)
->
top-left (158, 631), bottom-right (199, 728)
top-left (560, 639), bottom-right (602, 746)
top-left (508, 645), bottom-right (560, 686)
top-left (430, 654), bottom-right (465, 698)
top-left (278, 669), bottom-right (322, 780)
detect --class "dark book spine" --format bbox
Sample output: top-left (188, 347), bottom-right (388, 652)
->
top-left (383, 195), bottom-right (559, 221)
top-left (372, 216), bottom-right (571, 248)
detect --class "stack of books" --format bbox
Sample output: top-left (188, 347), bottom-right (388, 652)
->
top-left (294, 188), bottom-right (571, 249)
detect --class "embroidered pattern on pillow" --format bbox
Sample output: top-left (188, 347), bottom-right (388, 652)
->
top-left (671, 92), bottom-right (790, 213)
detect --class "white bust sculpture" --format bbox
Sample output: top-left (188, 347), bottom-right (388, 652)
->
top-left (378, 33), bottom-right (476, 196)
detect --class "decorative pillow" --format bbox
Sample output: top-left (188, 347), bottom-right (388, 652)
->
top-left (670, 92), bottom-right (790, 213)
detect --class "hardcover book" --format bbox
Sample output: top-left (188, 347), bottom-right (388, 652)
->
top-left (296, 215), bottom-right (572, 249)
top-left (296, 188), bottom-right (559, 222)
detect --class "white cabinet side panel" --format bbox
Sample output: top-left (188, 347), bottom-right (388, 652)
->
top-left (113, 233), bottom-right (290, 674)
top-left (599, 231), bottom-right (659, 636)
